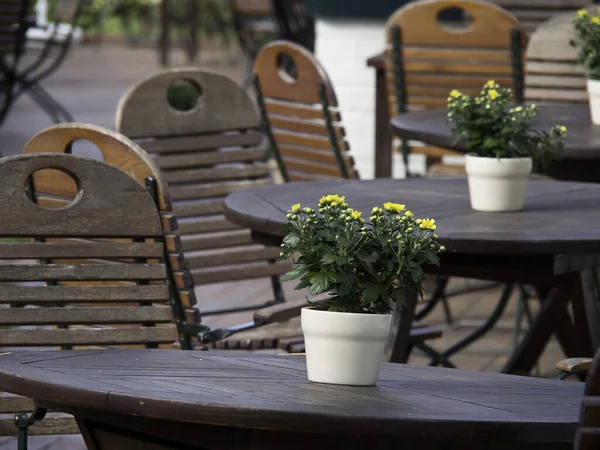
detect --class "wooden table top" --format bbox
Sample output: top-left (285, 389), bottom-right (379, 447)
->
top-left (391, 104), bottom-right (599, 160)
top-left (224, 178), bottom-right (600, 255)
top-left (0, 350), bottom-right (584, 442)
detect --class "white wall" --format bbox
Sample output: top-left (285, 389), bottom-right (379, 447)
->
top-left (314, 19), bottom-right (425, 179)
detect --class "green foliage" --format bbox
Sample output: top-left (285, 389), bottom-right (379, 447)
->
top-left (446, 81), bottom-right (567, 170)
top-left (572, 9), bottom-right (600, 80)
top-left (279, 195), bottom-right (444, 315)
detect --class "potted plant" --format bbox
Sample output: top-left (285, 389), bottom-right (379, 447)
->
top-left (447, 81), bottom-right (567, 212)
top-left (279, 194), bottom-right (444, 386)
top-left (572, 8), bottom-right (600, 124)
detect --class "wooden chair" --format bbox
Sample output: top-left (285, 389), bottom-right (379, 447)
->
top-left (525, 9), bottom-right (588, 104)
top-left (385, 0), bottom-right (526, 174)
top-left (493, 0), bottom-right (592, 34)
top-left (576, 347), bottom-right (600, 449)
top-left (253, 40), bottom-right (443, 358)
top-left (116, 70), bottom-right (313, 350)
top-left (0, 152), bottom-right (177, 445)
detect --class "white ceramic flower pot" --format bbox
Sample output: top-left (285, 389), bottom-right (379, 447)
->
top-left (587, 79), bottom-right (600, 125)
top-left (301, 307), bottom-right (391, 386)
top-left (465, 154), bottom-right (532, 212)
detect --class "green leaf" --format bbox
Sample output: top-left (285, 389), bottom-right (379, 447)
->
top-left (339, 273), bottom-right (356, 297)
top-left (308, 272), bottom-right (332, 295)
top-left (294, 280), bottom-right (311, 291)
top-left (362, 283), bottom-right (381, 304)
top-left (320, 253), bottom-right (339, 265)
top-left (281, 265), bottom-right (308, 281)
top-left (411, 268), bottom-right (423, 283)
top-left (391, 288), bottom-right (406, 309)
top-left (357, 250), bottom-right (378, 263)
top-left (283, 234), bottom-right (300, 247)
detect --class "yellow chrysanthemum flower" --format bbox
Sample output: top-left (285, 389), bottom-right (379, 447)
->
top-left (578, 9), bottom-right (588, 17)
top-left (291, 203), bottom-right (301, 213)
top-left (419, 218), bottom-right (436, 230)
top-left (488, 89), bottom-right (499, 100)
top-left (349, 209), bottom-right (362, 220)
top-left (319, 194), bottom-right (346, 205)
top-left (592, 16), bottom-right (600, 24)
top-left (449, 89), bottom-right (462, 98)
top-left (405, 210), bottom-right (414, 218)
top-left (485, 80), bottom-right (496, 87)
top-left (558, 125), bottom-right (567, 134)
top-left (383, 202), bottom-right (406, 213)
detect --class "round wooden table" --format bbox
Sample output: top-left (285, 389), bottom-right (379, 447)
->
top-left (224, 178), bottom-right (600, 374)
top-left (0, 350), bottom-right (584, 449)
top-left (390, 104), bottom-right (600, 182)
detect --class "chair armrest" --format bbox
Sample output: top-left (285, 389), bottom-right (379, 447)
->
top-left (555, 357), bottom-right (593, 373)
top-left (253, 296), bottom-right (329, 325)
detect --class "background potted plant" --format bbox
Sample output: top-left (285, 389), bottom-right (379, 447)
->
top-left (572, 8), bottom-right (600, 125)
top-left (279, 194), bottom-right (444, 386)
top-left (447, 81), bottom-right (566, 212)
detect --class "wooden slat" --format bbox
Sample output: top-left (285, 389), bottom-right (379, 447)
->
top-left (0, 285), bottom-right (169, 304)
top-left (0, 264), bottom-right (167, 281)
top-left (278, 144), bottom-right (354, 166)
top-left (409, 145), bottom-right (461, 158)
top-left (280, 157), bottom-right (344, 178)
top-left (0, 241), bottom-right (163, 259)
top-left (0, 327), bottom-right (177, 346)
top-left (180, 229), bottom-right (251, 252)
top-left (191, 261), bottom-right (290, 285)
top-left (288, 172), bottom-right (328, 182)
top-left (273, 130), bottom-right (348, 151)
top-left (402, 73), bottom-right (514, 88)
top-left (268, 115), bottom-right (345, 140)
top-left (177, 215), bottom-right (241, 234)
top-left (0, 395), bottom-right (34, 413)
top-left (525, 88), bottom-right (588, 102)
top-left (526, 74), bottom-right (586, 88)
top-left (164, 163), bottom-right (270, 184)
top-left (0, 306), bottom-right (173, 326)
top-left (139, 131), bottom-right (263, 154)
top-left (400, 46), bottom-right (512, 62)
top-left (169, 179), bottom-right (271, 201)
top-left (183, 245), bottom-right (281, 267)
top-left (155, 147), bottom-right (266, 170)
top-left (526, 61), bottom-right (586, 75)
top-left (388, 60), bottom-right (513, 76)
top-left (265, 99), bottom-right (341, 121)
top-left (173, 198), bottom-right (224, 217)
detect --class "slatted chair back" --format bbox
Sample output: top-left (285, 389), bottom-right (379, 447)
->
top-left (384, 0), bottom-right (526, 168)
top-left (0, 152), bottom-right (178, 439)
top-left (0, 0), bottom-right (30, 56)
top-left (493, 0), bottom-right (591, 34)
top-left (525, 10), bottom-right (587, 104)
top-left (254, 40), bottom-right (359, 182)
top-left (576, 347), bottom-right (600, 449)
top-left (21, 123), bottom-right (198, 350)
top-left (116, 69), bottom-right (290, 323)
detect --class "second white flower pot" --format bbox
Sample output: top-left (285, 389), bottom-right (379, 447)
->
top-left (301, 307), bottom-right (391, 386)
top-left (465, 154), bottom-right (532, 212)
top-left (587, 79), bottom-right (600, 125)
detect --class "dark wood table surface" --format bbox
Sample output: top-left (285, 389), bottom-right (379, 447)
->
top-left (224, 178), bottom-right (600, 375)
top-left (366, 52), bottom-right (600, 182)
top-left (0, 350), bottom-right (584, 449)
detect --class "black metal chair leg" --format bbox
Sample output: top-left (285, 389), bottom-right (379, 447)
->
top-left (15, 406), bottom-right (48, 450)
top-left (27, 82), bottom-right (74, 122)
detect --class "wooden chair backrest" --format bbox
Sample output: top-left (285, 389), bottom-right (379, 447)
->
top-left (385, 0), bottom-right (526, 114)
top-left (116, 69), bottom-right (290, 291)
top-left (254, 40), bottom-right (359, 181)
top-left (0, 0), bottom-right (30, 56)
top-left (577, 347), bottom-right (600, 449)
top-left (0, 153), bottom-right (175, 349)
top-left (493, 0), bottom-right (592, 34)
top-left (54, 0), bottom-right (81, 22)
top-left (525, 10), bottom-right (587, 104)
top-left (231, 0), bottom-right (272, 16)
top-left (21, 123), bottom-right (197, 348)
